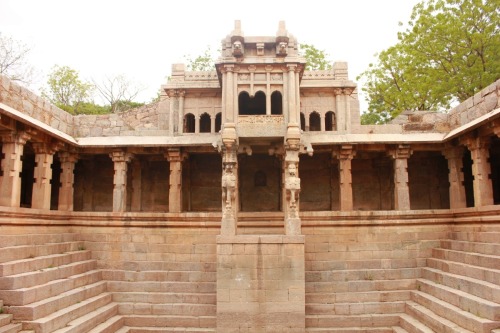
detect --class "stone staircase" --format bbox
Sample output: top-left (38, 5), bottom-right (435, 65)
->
top-left (400, 228), bottom-right (500, 332)
top-left (0, 233), bottom-right (119, 333)
top-left (0, 300), bottom-right (22, 333)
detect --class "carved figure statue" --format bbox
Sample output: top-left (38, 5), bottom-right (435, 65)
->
top-left (285, 162), bottom-right (300, 218)
top-left (233, 41), bottom-right (243, 56)
top-left (222, 163), bottom-right (236, 210)
top-left (278, 42), bottom-right (287, 55)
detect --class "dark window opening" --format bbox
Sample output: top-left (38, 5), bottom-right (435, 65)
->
top-left (271, 91), bottom-right (282, 115)
top-left (200, 113), bottom-right (211, 133)
top-left (325, 111), bottom-right (336, 131)
top-left (215, 113), bottom-right (222, 132)
top-left (300, 113), bottom-right (306, 131)
top-left (184, 114), bottom-right (195, 133)
top-left (239, 91), bottom-right (266, 115)
top-left (462, 149), bottom-right (474, 207)
top-left (309, 112), bottom-right (321, 131)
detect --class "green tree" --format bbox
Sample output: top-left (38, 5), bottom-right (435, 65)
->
top-left (0, 33), bottom-right (34, 85)
top-left (358, 0), bottom-right (500, 123)
top-left (184, 46), bottom-right (215, 71)
top-left (300, 44), bottom-right (332, 70)
top-left (42, 65), bottom-right (94, 114)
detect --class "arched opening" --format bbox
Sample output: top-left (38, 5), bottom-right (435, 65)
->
top-left (271, 91), bottom-right (282, 115)
top-left (184, 113), bottom-right (195, 133)
top-left (215, 113), bottom-right (222, 133)
top-left (309, 112), bottom-right (321, 131)
top-left (300, 113), bottom-right (306, 131)
top-left (325, 111), bottom-right (336, 131)
top-left (239, 91), bottom-right (266, 115)
top-left (200, 113), bottom-right (211, 133)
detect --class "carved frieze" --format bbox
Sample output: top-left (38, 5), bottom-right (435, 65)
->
top-left (237, 115), bottom-right (286, 137)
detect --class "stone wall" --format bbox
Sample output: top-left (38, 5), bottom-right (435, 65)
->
top-left (0, 75), bottom-right (75, 136)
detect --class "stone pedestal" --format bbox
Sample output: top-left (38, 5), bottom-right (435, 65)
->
top-left (216, 235), bottom-right (305, 332)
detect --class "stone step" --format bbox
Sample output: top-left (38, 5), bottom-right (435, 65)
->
top-left (87, 315), bottom-right (123, 333)
top-left (405, 300), bottom-right (473, 333)
top-left (107, 281), bottom-right (215, 294)
top-left (118, 303), bottom-right (216, 316)
top-left (0, 234), bottom-right (77, 248)
top-left (306, 258), bottom-right (426, 271)
top-left (0, 242), bottom-right (85, 264)
top-left (0, 260), bottom-right (96, 289)
top-left (123, 315), bottom-right (216, 329)
top-left (427, 257), bottom-right (500, 285)
top-left (306, 301), bottom-right (405, 315)
top-left (7, 281), bottom-right (107, 320)
top-left (306, 290), bottom-right (411, 304)
top-left (422, 267), bottom-right (500, 303)
top-left (411, 291), bottom-right (500, 332)
top-left (50, 302), bottom-right (118, 333)
top-left (0, 323), bottom-right (22, 333)
top-left (22, 293), bottom-right (113, 333)
top-left (306, 279), bottom-right (416, 293)
top-left (114, 327), bottom-right (130, 333)
top-left (101, 270), bottom-right (216, 283)
top-left (100, 261), bottom-right (216, 273)
top-left (417, 278), bottom-right (500, 320)
top-left (440, 239), bottom-right (500, 256)
top-left (112, 292), bottom-right (216, 305)
top-left (432, 248), bottom-right (500, 270)
top-left (305, 328), bottom-right (395, 332)
top-left (128, 328), bottom-right (215, 333)
top-left (306, 314), bottom-right (401, 328)
top-left (305, 268), bottom-right (420, 282)
top-left (398, 313), bottom-right (435, 333)
top-left (391, 327), bottom-right (410, 333)
top-left (0, 251), bottom-right (92, 277)
top-left (0, 314), bottom-right (13, 327)
top-left (449, 231), bottom-right (500, 244)
top-left (0, 270), bottom-right (102, 306)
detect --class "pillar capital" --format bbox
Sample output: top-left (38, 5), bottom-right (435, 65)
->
top-left (442, 144), bottom-right (465, 160)
top-left (333, 145), bottom-right (356, 160)
top-left (388, 144), bottom-right (412, 160)
top-left (165, 148), bottom-right (187, 162)
top-left (461, 135), bottom-right (490, 151)
top-left (0, 131), bottom-right (32, 145)
top-left (32, 142), bottom-right (60, 155)
top-left (58, 151), bottom-right (79, 163)
top-left (109, 150), bottom-right (133, 163)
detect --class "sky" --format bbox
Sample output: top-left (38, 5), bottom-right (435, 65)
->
top-left (0, 0), bottom-right (422, 112)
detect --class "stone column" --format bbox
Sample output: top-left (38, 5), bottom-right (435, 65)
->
top-left (168, 90), bottom-right (177, 136)
top-left (344, 88), bottom-right (353, 133)
top-left (284, 123), bottom-right (302, 236)
top-left (31, 143), bottom-right (56, 210)
top-left (442, 146), bottom-right (467, 209)
top-left (389, 144), bottom-right (412, 210)
top-left (177, 90), bottom-right (185, 135)
top-left (58, 151), bottom-right (78, 211)
top-left (0, 131), bottom-right (31, 207)
top-left (220, 123), bottom-right (238, 236)
top-left (224, 65), bottom-right (235, 122)
top-left (110, 150), bottom-right (132, 212)
top-left (462, 136), bottom-right (493, 207)
top-left (335, 145), bottom-right (355, 211)
top-left (166, 148), bottom-right (186, 213)
top-left (194, 115), bottom-right (200, 134)
top-left (130, 158), bottom-right (142, 211)
top-left (287, 64), bottom-right (297, 124)
top-left (334, 88), bottom-right (344, 132)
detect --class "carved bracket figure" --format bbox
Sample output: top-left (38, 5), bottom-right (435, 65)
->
top-left (285, 161), bottom-right (301, 219)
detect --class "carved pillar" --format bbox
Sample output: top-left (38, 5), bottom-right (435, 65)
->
top-left (284, 121), bottom-right (302, 235)
top-left (130, 158), bottom-right (142, 211)
top-left (335, 145), bottom-right (355, 211)
top-left (220, 122), bottom-right (238, 236)
top-left (110, 150), bottom-right (132, 212)
top-left (0, 131), bottom-right (31, 207)
top-left (166, 148), bottom-right (186, 213)
top-left (442, 146), bottom-right (467, 209)
top-left (31, 143), bottom-right (56, 210)
top-left (389, 145), bottom-right (412, 210)
top-left (177, 90), bottom-right (185, 135)
top-left (224, 65), bottom-right (235, 122)
top-left (334, 88), bottom-right (344, 133)
top-left (462, 136), bottom-right (494, 207)
top-left (58, 151), bottom-right (78, 211)
top-left (287, 64), bottom-right (297, 125)
top-left (168, 90), bottom-right (177, 136)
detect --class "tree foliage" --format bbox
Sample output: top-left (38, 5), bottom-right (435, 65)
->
top-left (0, 33), bottom-right (35, 85)
top-left (42, 65), bottom-right (94, 114)
top-left (300, 44), bottom-right (332, 71)
top-left (358, 0), bottom-right (500, 123)
top-left (184, 46), bottom-right (215, 71)
top-left (94, 74), bottom-right (145, 113)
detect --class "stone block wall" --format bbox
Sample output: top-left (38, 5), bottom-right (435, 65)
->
top-left (0, 75), bottom-right (75, 136)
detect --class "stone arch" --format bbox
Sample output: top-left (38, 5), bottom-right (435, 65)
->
top-left (184, 113), bottom-right (195, 133)
top-left (239, 91), bottom-right (266, 115)
top-left (199, 113), bottom-right (211, 133)
top-left (271, 91), bottom-right (283, 115)
top-left (325, 111), bottom-right (336, 131)
top-left (309, 111), bottom-right (321, 131)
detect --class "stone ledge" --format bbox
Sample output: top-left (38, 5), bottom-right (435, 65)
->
top-left (216, 235), bottom-right (305, 244)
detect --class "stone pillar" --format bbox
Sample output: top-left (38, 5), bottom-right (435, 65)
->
top-left (287, 64), bottom-right (297, 124)
top-left (462, 136), bottom-right (494, 207)
top-left (389, 144), bottom-right (412, 210)
top-left (168, 90), bottom-right (177, 136)
top-left (130, 158), bottom-right (142, 211)
top-left (166, 148), bottom-right (186, 213)
top-left (344, 88), bottom-right (353, 133)
top-left (334, 88), bottom-right (344, 132)
top-left (0, 131), bottom-right (31, 207)
top-left (194, 115), bottom-right (200, 134)
top-left (58, 152), bottom-right (78, 211)
top-left (110, 150), bottom-right (132, 212)
top-left (442, 146), bottom-right (467, 209)
top-left (284, 123), bottom-right (302, 236)
top-left (224, 65), bottom-right (235, 122)
top-left (335, 145), bottom-right (355, 211)
top-left (177, 90), bottom-right (185, 135)
top-left (31, 143), bottom-right (56, 210)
